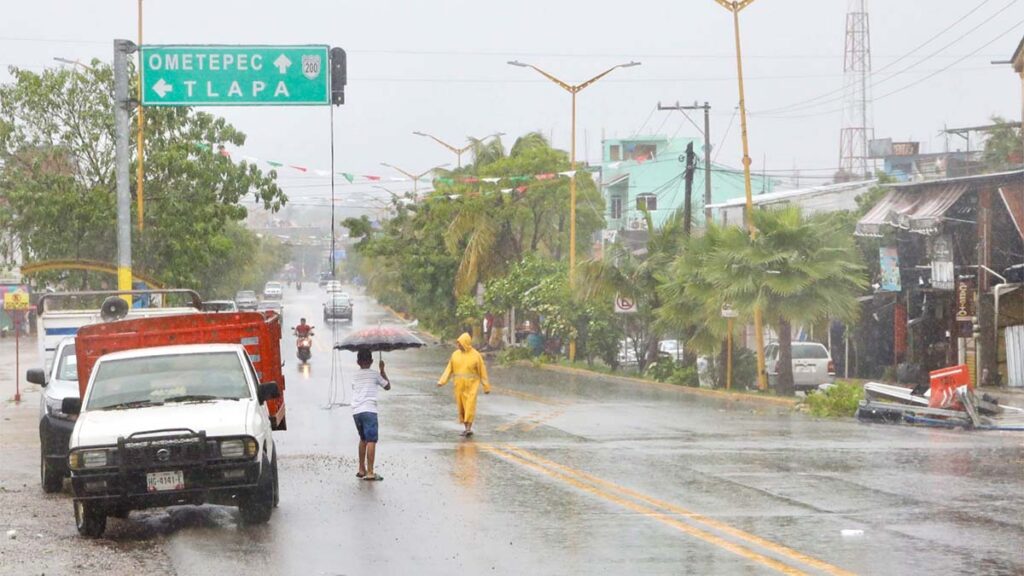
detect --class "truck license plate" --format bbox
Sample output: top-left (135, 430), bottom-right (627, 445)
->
top-left (796, 366), bottom-right (813, 373)
top-left (146, 470), bottom-right (184, 492)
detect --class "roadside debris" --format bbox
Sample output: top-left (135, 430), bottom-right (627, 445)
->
top-left (856, 364), bottom-right (1024, 431)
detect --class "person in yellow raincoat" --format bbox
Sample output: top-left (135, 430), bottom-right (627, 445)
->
top-left (437, 333), bottom-right (490, 436)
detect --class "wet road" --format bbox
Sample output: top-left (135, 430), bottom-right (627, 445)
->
top-left (5, 286), bottom-right (1024, 575)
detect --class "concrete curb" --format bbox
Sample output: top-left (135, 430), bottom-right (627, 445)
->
top-left (523, 362), bottom-right (799, 408)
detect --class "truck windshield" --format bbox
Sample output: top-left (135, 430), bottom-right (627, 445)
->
top-left (56, 344), bottom-right (78, 381)
top-left (87, 352), bottom-right (251, 410)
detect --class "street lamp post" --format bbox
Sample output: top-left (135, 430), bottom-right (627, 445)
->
top-left (508, 60), bottom-right (641, 362)
top-left (380, 162), bottom-right (450, 196)
top-left (713, 0), bottom-right (768, 391)
top-left (413, 132), bottom-right (505, 168)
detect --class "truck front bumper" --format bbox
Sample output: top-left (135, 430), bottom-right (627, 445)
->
top-left (71, 460), bottom-right (261, 511)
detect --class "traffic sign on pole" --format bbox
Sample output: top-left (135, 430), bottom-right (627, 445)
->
top-left (140, 45), bottom-right (330, 106)
top-left (614, 295), bottom-right (637, 314)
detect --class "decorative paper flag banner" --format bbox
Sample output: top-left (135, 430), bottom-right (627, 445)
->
top-left (290, 165), bottom-right (308, 173)
top-left (447, 194), bottom-right (460, 200)
top-left (461, 177), bottom-right (480, 183)
top-left (500, 188), bottom-right (514, 194)
top-left (314, 169), bottom-right (330, 177)
top-left (606, 161), bottom-right (622, 169)
top-left (510, 176), bottom-right (531, 182)
top-left (266, 160), bottom-right (283, 167)
top-left (195, 142), bottom-right (211, 151)
top-left (437, 177), bottom-right (455, 185)
top-left (558, 170), bottom-right (577, 178)
top-left (339, 173), bottom-right (355, 183)
top-left (515, 185), bottom-right (528, 193)
top-left (388, 177), bottom-right (408, 182)
top-left (535, 173), bottom-right (556, 181)
top-left (482, 177), bottom-right (501, 183)
top-left (217, 145), bottom-right (231, 159)
top-left (363, 175), bottom-right (381, 181)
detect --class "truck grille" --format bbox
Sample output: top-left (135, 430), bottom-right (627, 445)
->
top-left (121, 434), bottom-right (205, 467)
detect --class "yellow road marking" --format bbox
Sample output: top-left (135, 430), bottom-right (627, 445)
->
top-left (500, 444), bottom-right (856, 576)
top-left (490, 385), bottom-right (568, 406)
top-left (480, 444), bottom-right (809, 576)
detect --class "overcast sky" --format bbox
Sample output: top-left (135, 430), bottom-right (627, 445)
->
top-left (2, 0), bottom-right (1022, 211)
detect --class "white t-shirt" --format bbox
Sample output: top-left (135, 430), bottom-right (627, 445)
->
top-left (351, 369), bottom-right (389, 415)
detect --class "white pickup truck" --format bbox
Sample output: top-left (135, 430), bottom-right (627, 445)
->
top-left (62, 311), bottom-right (286, 537)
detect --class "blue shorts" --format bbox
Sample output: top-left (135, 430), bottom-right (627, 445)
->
top-left (353, 412), bottom-right (379, 442)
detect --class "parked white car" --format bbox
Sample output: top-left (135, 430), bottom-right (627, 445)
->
top-left (263, 281), bottom-right (283, 300)
top-left (765, 341), bottom-right (836, 392)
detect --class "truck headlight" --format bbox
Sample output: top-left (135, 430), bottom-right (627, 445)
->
top-left (69, 448), bottom-right (114, 470)
top-left (217, 437), bottom-right (258, 459)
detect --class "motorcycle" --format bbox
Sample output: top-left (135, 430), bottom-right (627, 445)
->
top-left (293, 327), bottom-right (314, 363)
top-left (296, 280), bottom-right (303, 292)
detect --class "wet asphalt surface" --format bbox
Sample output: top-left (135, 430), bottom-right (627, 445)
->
top-left (2, 285), bottom-right (1023, 575)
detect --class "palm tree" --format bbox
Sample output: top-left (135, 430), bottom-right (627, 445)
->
top-left (578, 209), bottom-right (686, 371)
top-left (660, 206), bottom-right (867, 395)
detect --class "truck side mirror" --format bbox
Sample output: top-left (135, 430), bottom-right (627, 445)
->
top-left (257, 382), bottom-right (281, 404)
top-left (26, 368), bottom-right (47, 386)
top-left (62, 397), bottom-right (82, 415)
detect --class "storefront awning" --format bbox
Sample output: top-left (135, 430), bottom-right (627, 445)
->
top-left (855, 183), bottom-right (969, 237)
top-left (999, 182), bottom-right (1024, 241)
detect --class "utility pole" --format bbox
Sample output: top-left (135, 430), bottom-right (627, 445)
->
top-left (114, 39), bottom-right (136, 302)
top-left (657, 101), bottom-right (712, 223)
top-left (683, 142), bottom-right (696, 236)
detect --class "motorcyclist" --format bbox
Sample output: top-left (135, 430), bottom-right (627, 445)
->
top-left (294, 318), bottom-right (313, 338)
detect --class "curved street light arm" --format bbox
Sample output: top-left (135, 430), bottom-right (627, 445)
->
top-left (576, 62), bottom-right (641, 93)
top-left (413, 131), bottom-right (461, 155)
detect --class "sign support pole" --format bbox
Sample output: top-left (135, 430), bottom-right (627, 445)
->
top-left (114, 39), bottom-right (136, 304)
top-left (14, 314), bottom-right (20, 403)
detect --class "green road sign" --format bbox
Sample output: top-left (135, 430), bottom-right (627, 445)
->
top-left (140, 45), bottom-right (330, 106)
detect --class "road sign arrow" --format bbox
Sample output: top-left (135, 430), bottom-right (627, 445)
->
top-left (273, 54), bottom-right (292, 74)
top-left (152, 78), bottom-right (173, 98)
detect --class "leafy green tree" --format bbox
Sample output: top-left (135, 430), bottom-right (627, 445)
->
top-left (981, 116), bottom-right (1023, 171)
top-left (0, 62), bottom-right (286, 294)
top-left (578, 209), bottom-right (686, 371)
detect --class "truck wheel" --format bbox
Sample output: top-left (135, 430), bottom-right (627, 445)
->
top-left (41, 450), bottom-right (63, 494)
top-left (74, 500), bottom-right (107, 538)
top-left (239, 456), bottom-right (275, 525)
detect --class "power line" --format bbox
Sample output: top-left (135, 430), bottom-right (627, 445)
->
top-left (754, 0), bottom-right (1015, 116)
top-left (755, 16), bottom-right (1024, 120)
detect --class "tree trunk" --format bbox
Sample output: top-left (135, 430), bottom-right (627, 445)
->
top-left (777, 316), bottom-right (796, 396)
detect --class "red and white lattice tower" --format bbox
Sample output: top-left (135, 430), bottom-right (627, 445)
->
top-left (838, 0), bottom-right (875, 178)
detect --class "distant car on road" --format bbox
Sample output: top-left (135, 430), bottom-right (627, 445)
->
top-left (324, 280), bottom-right (343, 293)
top-left (235, 290), bottom-right (258, 311)
top-left (318, 272), bottom-right (332, 288)
top-left (263, 281), bottom-right (283, 300)
top-left (323, 292), bottom-right (353, 322)
top-left (258, 300), bottom-right (283, 316)
top-left (201, 300), bottom-right (238, 313)
top-left (765, 341), bottom-right (835, 392)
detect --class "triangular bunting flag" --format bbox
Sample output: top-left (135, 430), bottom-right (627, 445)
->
top-left (482, 177), bottom-right (501, 183)
top-left (314, 169), bottom-right (330, 177)
top-left (290, 165), bottom-right (308, 172)
top-left (535, 173), bottom-right (556, 181)
top-left (195, 142), bottom-right (211, 152)
top-left (363, 175), bottom-right (381, 181)
top-left (461, 177), bottom-right (480, 184)
top-left (339, 173), bottom-right (355, 183)
top-left (447, 194), bottom-right (461, 200)
top-left (266, 160), bottom-right (283, 167)
top-left (558, 170), bottom-right (577, 178)
top-left (515, 185), bottom-right (528, 193)
top-left (437, 177), bottom-right (455, 185)
top-left (500, 188), bottom-right (514, 194)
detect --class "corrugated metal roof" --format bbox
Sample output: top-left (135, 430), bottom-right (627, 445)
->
top-left (1000, 182), bottom-right (1024, 241)
top-left (855, 183), bottom-right (968, 237)
top-left (706, 179), bottom-right (876, 209)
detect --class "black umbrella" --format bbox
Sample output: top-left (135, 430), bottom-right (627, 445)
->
top-left (333, 325), bottom-right (426, 352)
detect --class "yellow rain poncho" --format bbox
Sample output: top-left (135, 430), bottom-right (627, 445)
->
top-left (437, 333), bottom-right (491, 424)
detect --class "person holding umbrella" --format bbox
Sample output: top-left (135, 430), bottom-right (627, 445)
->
top-left (437, 333), bottom-right (491, 437)
top-left (352, 349), bottom-right (390, 481)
